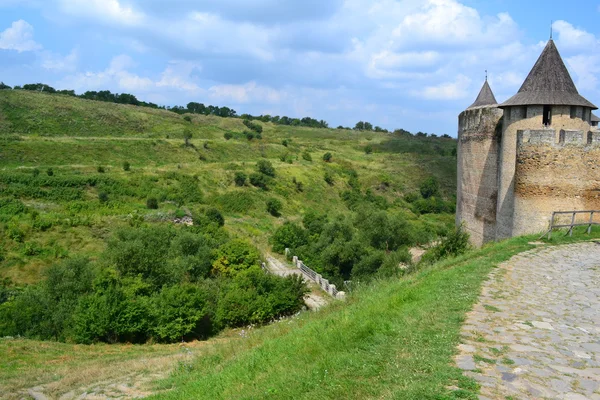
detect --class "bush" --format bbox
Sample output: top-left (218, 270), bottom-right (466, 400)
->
top-left (243, 119), bottom-right (263, 134)
top-left (404, 192), bottom-right (420, 203)
top-left (256, 160), bottom-right (275, 177)
top-left (255, 132), bottom-right (262, 139)
top-left (146, 197), bottom-right (159, 209)
top-left (212, 239), bottom-right (261, 277)
top-left (98, 192), bottom-right (109, 203)
top-left (205, 208), bottom-right (225, 227)
top-left (245, 131), bottom-right (255, 140)
top-left (224, 132), bottom-right (233, 140)
top-left (123, 161), bottom-right (131, 172)
top-left (32, 168), bottom-right (40, 177)
top-left (271, 222), bottom-right (308, 253)
top-left (420, 176), bottom-right (440, 199)
top-left (249, 173), bottom-right (269, 190)
top-left (323, 152), bottom-right (332, 162)
top-left (97, 166), bottom-right (105, 173)
top-left (46, 168), bottom-right (54, 176)
top-left (421, 226), bottom-right (470, 264)
top-left (302, 151), bottom-right (312, 161)
top-left (230, 171), bottom-right (246, 187)
top-left (364, 144), bottom-right (373, 154)
top-left (266, 198), bottom-right (283, 217)
top-left (324, 171), bottom-right (334, 186)
top-left (183, 115), bottom-right (192, 122)
top-left (152, 283), bottom-right (213, 342)
top-left (282, 140), bottom-right (288, 147)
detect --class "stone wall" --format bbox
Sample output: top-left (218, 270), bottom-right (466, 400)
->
top-left (456, 106), bottom-right (503, 246)
top-left (513, 129), bottom-right (600, 235)
top-left (496, 106), bottom-right (595, 239)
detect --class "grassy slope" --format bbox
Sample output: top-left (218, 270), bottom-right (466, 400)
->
top-left (0, 90), bottom-right (456, 284)
top-left (3, 231), bottom-right (597, 399)
top-left (149, 231), bottom-right (600, 400)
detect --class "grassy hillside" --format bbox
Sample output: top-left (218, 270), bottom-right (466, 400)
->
top-left (2, 231), bottom-right (598, 399)
top-left (0, 89), bottom-right (457, 284)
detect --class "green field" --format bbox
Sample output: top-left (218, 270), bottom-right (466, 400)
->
top-left (0, 89), bottom-right (457, 284)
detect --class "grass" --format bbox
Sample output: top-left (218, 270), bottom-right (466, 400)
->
top-left (0, 90), bottom-right (457, 284)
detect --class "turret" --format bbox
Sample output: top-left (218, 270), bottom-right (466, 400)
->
top-left (456, 79), bottom-right (503, 246)
top-left (495, 39), bottom-right (600, 239)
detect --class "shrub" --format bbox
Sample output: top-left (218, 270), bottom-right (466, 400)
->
top-left (249, 173), bottom-right (269, 190)
top-left (266, 198), bottom-right (282, 217)
top-left (420, 176), bottom-right (440, 199)
top-left (245, 131), bottom-right (255, 140)
top-left (256, 160), bottom-right (275, 177)
top-left (421, 226), bottom-right (470, 264)
top-left (123, 161), bottom-right (131, 171)
top-left (212, 239), bottom-right (261, 277)
top-left (324, 171), bottom-right (334, 186)
top-left (364, 144), bottom-right (373, 154)
top-left (302, 151), bottom-right (312, 162)
top-left (243, 119), bottom-right (263, 134)
top-left (234, 172), bottom-right (247, 186)
top-left (183, 115), bottom-right (192, 122)
top-left (46, 168), bottom-right (54, 176)
top-left (152, 283), bottom-right (213, 342)
top-left (97, 166), bottom-right (105, 173)
top-left (98, 192), bottom-right (109, 203)
top-left (146, 197), bottom-right (159, 209)
top-left (32, 168), bottom-right (40, 177)
top-left (224, 132), bottom-right (233, 140)
top-left (404, 192), bottom-right (420, 203)
top-left (323, 152), bottom-right (332, 162)
top-left (255, 133), bottom-right (262, 139)
top-left (205, 208), bottom-right (225, 227)
top-left (271, 222), bottom-right (308, 253)
top-left (203, 141), bottom-right (209, 149)
top-left (282, 139), bottom-right (288, 147)
top-left (184, 130), bottom-right (193, 147)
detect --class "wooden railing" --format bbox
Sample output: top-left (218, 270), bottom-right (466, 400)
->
top-left (542, 210), bottom-right (600, 239)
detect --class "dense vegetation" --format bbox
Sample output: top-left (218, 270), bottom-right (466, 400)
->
top-left (0, 89), bottom-right (457, 345)
top-left (0, 213), bottom-right (307, 343)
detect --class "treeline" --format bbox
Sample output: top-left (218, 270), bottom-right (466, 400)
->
top-left (0, 81), bottom-right (452, 137)
top-left (0, 206), bottom-right (307, 344)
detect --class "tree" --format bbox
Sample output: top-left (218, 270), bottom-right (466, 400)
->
top-left (354, 121), bottom-right (365, 130)
top-left (322, 152), bottom-right (332, 162)
top-left (266, 198), bottom-right (283, 217)
top-left (234, 172), bottom-right (247, 186)
top-left (256, 160), bottom-right (275, 177)
top-left (420, 176), bottom-right (440, 199)
top-left (184, 129), bottom-right (193, 147)
top-left (364, 122), bottom-right (373, 131)
top-left (0, 82), bottom-right (11, 90)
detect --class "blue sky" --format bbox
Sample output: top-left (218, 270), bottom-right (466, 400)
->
top-left (1, 0), bottom-right (600, 136)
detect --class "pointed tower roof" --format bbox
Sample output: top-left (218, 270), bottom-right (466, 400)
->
top-left (467, 79), bottom-right (498, 110)
top-left (500, 40), bottom-right (597, 109)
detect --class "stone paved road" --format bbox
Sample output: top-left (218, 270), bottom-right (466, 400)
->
top-left (455, 242), bottom-right (600, 399)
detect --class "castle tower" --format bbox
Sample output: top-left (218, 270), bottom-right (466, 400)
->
top-left (496, 39), bottom-right (600, 238)
top-left (456, 79), bottom-right (503, 246)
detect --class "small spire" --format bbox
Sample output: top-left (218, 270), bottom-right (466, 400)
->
top-left (550, 20), bottom-right (553, 40)
top-left (485, 70), bottom-right (488, 81)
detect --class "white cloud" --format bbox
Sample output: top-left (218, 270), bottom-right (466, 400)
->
top-left (412, 74), bottom-right (471, 100)
top-left (157, 61), bottom-right (202, 92)
top-left (57, 0), bottom-right (144, 26)
top-left (553, 20), bottom-right (598, 51)
top-left (208, 81), bottom-right (285, 104)
top-left (0, 20), bottom-right (41, 52)
top-left (41, 49), bottom-right (78, 72)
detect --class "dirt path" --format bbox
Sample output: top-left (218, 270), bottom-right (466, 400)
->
top-left (455, 242), bottom-right (600, 399)
top-left (265, 255), bottom-right (329, 310)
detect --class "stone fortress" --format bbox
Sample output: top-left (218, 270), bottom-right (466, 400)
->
top-left (457, 39), bottom-right (600, 246)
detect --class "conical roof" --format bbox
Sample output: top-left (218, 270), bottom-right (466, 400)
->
top-left (592, 113), bottom-right (600, 123)
top-left (467, 80), bottom-right (498, 109)
top-left (500, 40), bottom-right (597, 109)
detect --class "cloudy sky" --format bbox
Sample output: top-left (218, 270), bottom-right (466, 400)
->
top-left (1, 0), bottom-right (600, 135)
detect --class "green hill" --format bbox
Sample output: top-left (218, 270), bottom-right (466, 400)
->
top-left (0, 89), bottom-right (457, 284)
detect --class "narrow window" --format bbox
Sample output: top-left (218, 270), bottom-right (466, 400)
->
top-left (506, 107), bottom-right (511, 120)
top-left (521, 106), bottom-right (527, 119)
top-left (570, 106), bottom-right (576, 119)
top-left (543, 105), bottom-right (552, 126)
top-left (583, 108), bottom-right (589, 122)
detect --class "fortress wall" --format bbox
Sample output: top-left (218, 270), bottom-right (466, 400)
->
top-left (513, 130), bottom-right (600, 235)
top-left (457, 106), bottom-right (503, 246)
top-left (496, 106), bottom-right (594, 238)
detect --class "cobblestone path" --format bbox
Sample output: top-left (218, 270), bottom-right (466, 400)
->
top-left (456, 242), bottom-right (600, 399)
